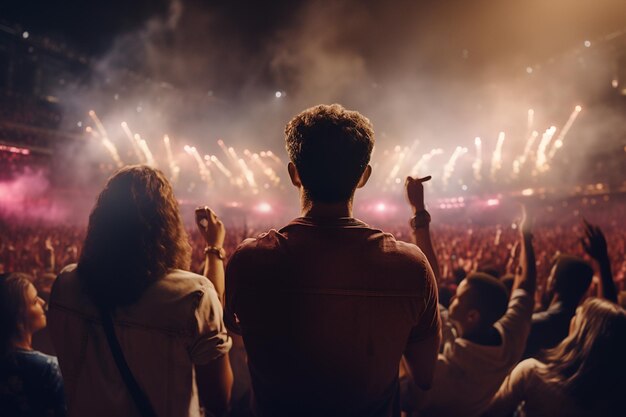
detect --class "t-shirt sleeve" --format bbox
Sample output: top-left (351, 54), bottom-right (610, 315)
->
top-left (187, 283), bottom-right (232, 365)
top-left (224, 245), bottom-right (249, 335)
top-left (496, 288), bottom-right (534, 358)
top-left (43, 357), bottom-right (67, 417)
top-left (408, 259), bottom-right (441, 343)
top-left (487, 359), bottom-right (538, 417)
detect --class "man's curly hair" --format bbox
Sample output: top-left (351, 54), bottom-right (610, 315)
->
top-left (78, 165), bottom-right (191, 308)
top-left (285, 104), bottom-right (375, 203)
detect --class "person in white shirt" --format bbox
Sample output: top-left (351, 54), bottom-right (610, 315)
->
top-left (403, 205), bottom-right (536, 417)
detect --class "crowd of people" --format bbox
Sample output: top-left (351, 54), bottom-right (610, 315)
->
top-left (1, 104), bottom-right (625, 417)
top-left (2, 211), bottom-right (623, 308)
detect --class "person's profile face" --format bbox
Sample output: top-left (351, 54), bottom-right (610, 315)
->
top-left (23, 283), bottom-right (47, 334)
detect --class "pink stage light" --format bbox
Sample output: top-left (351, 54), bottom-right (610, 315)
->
top-left (255, 202), bottom-right (272, 213)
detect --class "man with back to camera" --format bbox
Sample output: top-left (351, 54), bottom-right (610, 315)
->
top-left (225, 104), bottom-right (441, 417)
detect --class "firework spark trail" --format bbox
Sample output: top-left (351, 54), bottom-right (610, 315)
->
top-left (86, 126), bottom-right (123, 167)
top-left (217, 140), bottom-right (237, 165)
top-left (237, 158), bottom-right (258, 192)
top-left (228, 147), bottom-right (239, 162)
top-left (121, 122), bottom-right (145, 163)
top-left (399, 140), bottom-right (421, 178)
top-left (387, 147), bottom-right (409, 184)
top-left (547, 105), bottom-right (582, 160)
top-left (209, 155), bottom-right (234, 179)
top-left (134, 134), bottom-right (155, 166)
top-left (520, 131), bottom-right (540, 164)
top-left (163, 135), bottom-right (180, 182)
top-left (473, 137), bottom-right (482, 181)
top-left (512, 130), bottom-right (541, 176)
top-left (535, 126), bottom-right (557, 172)
top-left (443, 146), bottom-right (468, 187)
top-left (264, 151), bottom-right (283, 165)
top-left (101, 139), bottom-right (124, 168)
top-left (248, 152), bottom-right (281, 186)
top-left (490, 132), bottom-right (506, 180)
top-left (527, 109), bottom-right (534, 136)
top-left (410, 149), bottom-right (443, 177)
top-left (185, 146), bottom-right (212, 185)
top-left (88, 110), bottom-right (109, 139)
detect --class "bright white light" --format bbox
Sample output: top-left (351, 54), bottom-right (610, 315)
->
top-left (275, 91), bottom-right (282, 98)
top-left (462, 185), bottom-right (468, 191)
top-left (526, 66), bottom-right (533, 74)
top-left (22, 31), bottom-right (29, 39)
top-left (474, 137), bottom-right (481, 146)
top-left (521, 188), bottom-right (534, 196)
top-left (584, 40), bottom-right (591, 48)
top-left (255, 202), bottom-right (272, 213)
top-left (375, 203), bottom-right (387, 213)
top-left (487, 198), bottom-right (500, 206)
top-left (612, 79), bottom-right (619, 88)
top-left (575, 105), bottom-right (582, 112)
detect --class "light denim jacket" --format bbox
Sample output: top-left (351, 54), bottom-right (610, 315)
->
top-left (48, 264), bottom-right (232, 417)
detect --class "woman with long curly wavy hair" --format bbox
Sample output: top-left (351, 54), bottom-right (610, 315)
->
top-left (48, 165), bottom-right (232, 417)
top-left (487, 297), bottom-right (626, 417)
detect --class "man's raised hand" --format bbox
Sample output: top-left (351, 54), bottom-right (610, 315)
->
top-left (405, 175), bottom-right (432, 213)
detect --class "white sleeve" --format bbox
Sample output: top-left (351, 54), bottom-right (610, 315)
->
top-left (187, 283), bottom-right (232, 365)
top-left (495, 289), bottom-right (534, 359)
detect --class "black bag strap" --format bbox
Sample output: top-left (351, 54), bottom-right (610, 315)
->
top-left (99, 308), bottom-right (158, 417)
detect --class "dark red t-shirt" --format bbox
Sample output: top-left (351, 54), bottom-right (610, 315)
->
top-left (225, 217), bottom-right (439, 417)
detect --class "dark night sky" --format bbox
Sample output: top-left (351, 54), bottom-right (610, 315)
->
top-left (3, 1), bottom-right (625, 80)
top-left (1, 0), bottom-right (298, 53)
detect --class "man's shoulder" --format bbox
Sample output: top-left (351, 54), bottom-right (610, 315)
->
top-left (229, 230), bottom-right (285, 261)
top-left (50, 264), bottom-right (83, 308)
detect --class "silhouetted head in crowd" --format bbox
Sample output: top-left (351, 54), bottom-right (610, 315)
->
top-left (78, 165), bottom-right (191, 309)
top-left (449, 273), bottom-right (509, 338)
top-left (285, 104), bottom-right (374, 207)
top-left (477, 265), bottom-right (500, 280)
top-left (542, 298), bottom-right (626, 410)
top-left (452, 267), bottom-right (466, 286)
top-left (500, 274), bottom-right (515, 299)
top-left (0, 272), bottom-right (47, 357)
top-left (546, 255), bottom-right (593, 308)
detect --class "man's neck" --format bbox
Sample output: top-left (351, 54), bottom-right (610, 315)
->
top-left (301, 196), bottom-right (353, 218)
top-left (462, 326), bottom-right (502, 346)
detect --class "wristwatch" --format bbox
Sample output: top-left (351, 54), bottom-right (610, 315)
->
top-left (204, 246), bottom-right (226, 260)
top-left (410, 210), bottom-right (431, 229)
